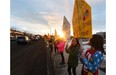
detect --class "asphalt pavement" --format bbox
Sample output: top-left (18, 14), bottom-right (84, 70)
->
top-left (11, 39), bottom-right (47, 75)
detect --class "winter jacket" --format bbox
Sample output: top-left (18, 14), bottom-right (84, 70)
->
top-left (66, 45), bottom-right (80, 67)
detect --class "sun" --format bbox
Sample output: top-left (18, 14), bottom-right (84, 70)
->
top-left (59, 31), bottom-right (65, 38)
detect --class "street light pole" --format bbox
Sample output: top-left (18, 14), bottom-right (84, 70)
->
top-left (48, 22), bottom-right (51, 35)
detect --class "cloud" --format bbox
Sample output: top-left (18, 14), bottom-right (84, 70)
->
top-left (11, 11), bottom-right (49, 25)
top-left (86, 0), bottom-right (105, 5)
top-left (11, 0), bottom-right (72, 27)
top-left (11, 16), bottom-right (49, 34)
top-left (10, 0), bottom-right (106, 35)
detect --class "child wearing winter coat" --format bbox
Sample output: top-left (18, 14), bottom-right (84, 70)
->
top-left (65, 38), bottom-right (80, 75)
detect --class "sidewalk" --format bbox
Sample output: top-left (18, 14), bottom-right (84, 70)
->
top-left (51, 50), bottom-right (106, 75)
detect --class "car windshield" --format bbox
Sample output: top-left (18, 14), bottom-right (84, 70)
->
top-left (18, 37), bottom-right (25, 39)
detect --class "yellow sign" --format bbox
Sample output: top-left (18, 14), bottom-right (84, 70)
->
top-left (72, 0), bottom-right (92, 38)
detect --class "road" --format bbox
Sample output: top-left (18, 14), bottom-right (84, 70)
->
top-left (11, 39), bottom-right (48, 75)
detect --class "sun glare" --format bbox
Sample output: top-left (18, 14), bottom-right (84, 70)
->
top-left (59, 31), bottom-right (64, 38)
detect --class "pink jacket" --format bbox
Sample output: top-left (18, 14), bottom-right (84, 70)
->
top-left (57, 41), bottom-right (65, 52)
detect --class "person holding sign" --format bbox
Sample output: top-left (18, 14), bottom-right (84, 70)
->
top-left (80, 34), bottom-right (106, 75)
top-left (65, 38), bottom-right (80, 75)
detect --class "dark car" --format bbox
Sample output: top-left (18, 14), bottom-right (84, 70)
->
top-left (16, 36), bottom-right (30, 44)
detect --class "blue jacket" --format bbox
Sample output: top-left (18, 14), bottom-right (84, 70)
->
top-left (82, 51), bottom-right (104, 73)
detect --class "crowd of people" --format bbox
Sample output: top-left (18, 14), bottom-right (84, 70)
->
top-left (43, 34), bottom-right (105, 75)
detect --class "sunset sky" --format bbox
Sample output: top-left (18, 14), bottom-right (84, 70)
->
top-left (10, 0), bottom-right (106, 35)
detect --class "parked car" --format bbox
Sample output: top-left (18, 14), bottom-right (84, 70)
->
top-left (31, 36), bottom-right (40, 41)
top-left (16, 36), bottom-right (30, 44)
top-left (10, 36), bottom-right (16, 41)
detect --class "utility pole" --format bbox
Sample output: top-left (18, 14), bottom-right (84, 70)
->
top-left (48, 22), bottom-right (51, 35)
